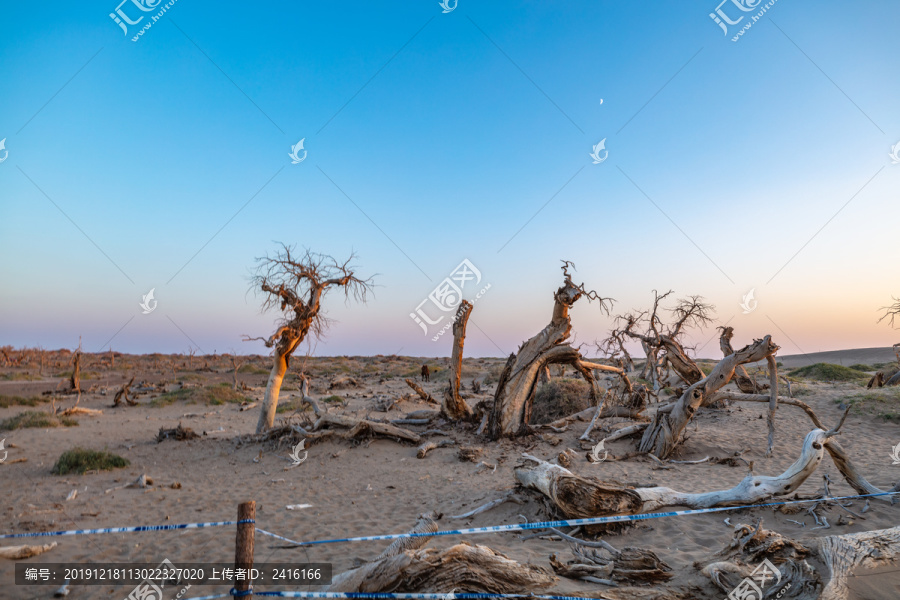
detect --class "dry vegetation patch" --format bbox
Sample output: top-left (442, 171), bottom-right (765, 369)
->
top-left (0, 410), bottom-right (77, 430)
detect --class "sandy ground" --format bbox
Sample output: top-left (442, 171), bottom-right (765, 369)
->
top-left (0, 353), bottom-right (899, 600)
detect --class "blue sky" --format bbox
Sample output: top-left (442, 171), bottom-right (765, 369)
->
top-left (1, 0), bottom-right (898, 358)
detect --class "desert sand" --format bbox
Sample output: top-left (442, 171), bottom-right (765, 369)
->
top-left (1, 350), bottom-right (899, 599)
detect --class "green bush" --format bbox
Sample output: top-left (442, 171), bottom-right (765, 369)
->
top-left (836, 388), bottom-right (900, 422)
top-left (52, 448), bottom-right (129, 475)
top-left (789, 363), bottom-right (869, 382)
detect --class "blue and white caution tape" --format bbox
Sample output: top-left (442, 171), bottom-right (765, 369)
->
top-left (228, 592), bottom-right (597, 599)
top-left (256, 528), bottom-right (303, 545)
top-left (258, 491), bottom-right (900, 547)
top-left (0, 519), bottom-right (254, 539)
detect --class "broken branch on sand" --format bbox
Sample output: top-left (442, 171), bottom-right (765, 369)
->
top-left (313, 413), bottom-right (422, 444)
top-left (416, 439), bottom-right (455, 459)
top-left (0, 542), bottom-right (58, 559)
top-left (405, 378), bottom-right (439, 405)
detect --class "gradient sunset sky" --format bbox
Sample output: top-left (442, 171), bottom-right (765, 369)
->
top-left (1, 0), bottom-right (898, 358)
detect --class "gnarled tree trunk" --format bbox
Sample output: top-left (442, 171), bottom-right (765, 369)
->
top-left (719, 326), bottom-right (765, 393)
top-left (487, 265), bottom-right (610, 439)
top-left (638, 336), bottom-right (779, 458)
top-left (443, 301), bottom-right (474, 421)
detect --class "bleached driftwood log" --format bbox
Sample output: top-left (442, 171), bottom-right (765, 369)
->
top-left (0, 542), bottom-right (57, 559)
top-left (443, 300), bottom-right (475, 421)
top-left (56, 406), bottom-right (102, 417)
top-left (721, 394), bottom-right (900, 504)
top-left (516, 429), bottom-right (829, 517)
top-left (638, 336), bottom-right (779, 458)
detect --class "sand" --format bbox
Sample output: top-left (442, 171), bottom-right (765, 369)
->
top-left (0, 352), bottom-right (899, 599)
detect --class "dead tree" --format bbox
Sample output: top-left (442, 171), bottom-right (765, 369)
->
top-left (517, 427), bottom-right (830, 517)
top-left (700, 520), bottom-right (900, 600)
top-left (596, 329), bottom-right (634, 373)
top-left (244, 246), bottom-right (372, 433)
top-left (443, 300), bottom-right (474, 421)
top-left (878, 296), bottom-right (900, 328)
top-left (876, 300), bottom-right (900, 386)
top-left (487, 262), bottom-right (620, 439)
top-left (230, 354), bottom-right (247, 391)
top-left (606, 291), bottom-right (713, 392)
top-left (113, 377), bottom-right (136, 406)
top-left (638, 336), bottom-right (779, 458)
top-left (719, 326), bottom-right (766, 393)
top-left (69, 350), bottom-right (82, 393)
top-left (187, 347), bottom-right (195, 370)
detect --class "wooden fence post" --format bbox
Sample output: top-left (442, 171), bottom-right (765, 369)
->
top-left (234, 501), bottom-right (255, 599)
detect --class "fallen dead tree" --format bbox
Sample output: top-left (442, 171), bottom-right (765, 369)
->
top-left (515, 427), bottom-right (837, 518)
top-left (699, 519), bottom-right (900, 600)
top-left (326, 513), bottom-right (555, 594)
top-left (720, 395), bottom-right (900, 503)
top-left (313, 413), bottom-right (422, 444)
